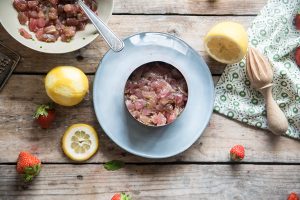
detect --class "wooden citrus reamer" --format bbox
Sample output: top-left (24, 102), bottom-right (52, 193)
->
top-left (246, 47), bottom-right (288, 135)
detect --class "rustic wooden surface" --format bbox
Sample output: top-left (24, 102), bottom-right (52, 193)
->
top-left (1, 0), bottom-right (300, 199)
top-left (0, 16), bottom-right (254, 74)
top-left (1, 164), bottom-right (300, 200)
top-left (1, 75), bottom-right (300, 164)
top-left (113, 0), bottom-right (266, 15)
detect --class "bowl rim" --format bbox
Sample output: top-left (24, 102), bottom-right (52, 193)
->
top-left (123, 60), bottom-right (189, 128)
top-left (93, 32), bottom-right (215, 159)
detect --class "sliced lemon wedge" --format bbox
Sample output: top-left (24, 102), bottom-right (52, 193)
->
top-left (204, 21), bottom-right (248, 64)
top-left (62, 124), bottom-right (99, 161)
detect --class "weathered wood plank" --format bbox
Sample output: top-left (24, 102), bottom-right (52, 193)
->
top-left (0, 16), bottom-right (254, 74)
top-left (0, 164), bottom-right (299, 199)
top-left (0, 75), bottom-right (299, 163)
top-left (113, 0), bottom-right (267, 15)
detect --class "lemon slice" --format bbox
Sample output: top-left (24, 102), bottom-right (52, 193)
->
top-left (62, 124), bottom-right (99, 161)
top-left (204, 21), bottom-right (248, 64)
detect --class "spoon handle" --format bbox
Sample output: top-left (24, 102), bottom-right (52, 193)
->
top-left (78, 0), bottom-right (124, 52)
top-left (260, 87), bottom-right (288, 135)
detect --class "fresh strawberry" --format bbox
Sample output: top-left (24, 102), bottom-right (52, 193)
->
top-left (295, 47), bottom-right (300, 67)
top-left (288, 192), bottom-right (299, 200)
top-left (230, 145), bottom-right (245, 161)
top-left (16, 151), bottom-right (41, 182)
top-left (111, 193), bottom-right (131, 200)
top-left (295, 12), bottom-right (300, 30)
top-left (33, 103), bottom-right (55, 129)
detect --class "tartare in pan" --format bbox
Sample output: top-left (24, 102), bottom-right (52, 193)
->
top-left (125, 61), bottom-right (188, 127)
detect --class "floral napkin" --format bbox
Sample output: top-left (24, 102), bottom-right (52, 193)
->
top-left (214, 0), bottom-right (300, 139)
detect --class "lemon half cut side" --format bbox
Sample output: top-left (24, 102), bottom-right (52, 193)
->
top-left (204, 22), bottom-right (248, 64)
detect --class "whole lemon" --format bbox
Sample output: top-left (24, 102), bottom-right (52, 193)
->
top-left (45, 66), bottom-right (89, 106)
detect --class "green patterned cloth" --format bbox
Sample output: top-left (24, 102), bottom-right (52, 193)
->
top-left (214, 0), bottom-right (300, 139)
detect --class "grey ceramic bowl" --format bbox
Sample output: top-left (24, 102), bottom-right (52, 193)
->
top-left (93, 32), bottom-right (214, 158)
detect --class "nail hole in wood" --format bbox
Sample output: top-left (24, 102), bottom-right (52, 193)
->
top-left (76, 55), bottom-right (84, 61)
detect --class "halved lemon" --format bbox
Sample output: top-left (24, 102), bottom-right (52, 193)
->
top-left (62, 124), bottom-right (99, 161)
top-left (204, 21), bottom-right (248, 64)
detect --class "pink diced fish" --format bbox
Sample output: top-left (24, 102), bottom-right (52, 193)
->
top-left (125, 62), bottom-right (188, 126)
top-left (14, 0), bottom-right (97, 42)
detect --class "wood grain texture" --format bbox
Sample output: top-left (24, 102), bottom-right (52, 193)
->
top-left (1, 75), bottom-right (299, 163)
top-left (0, 16), bottom-right (254, 74)
top-left (113, 0), bottom-right (267, 15)
top-left (1, 164), bottom-right (299, 200)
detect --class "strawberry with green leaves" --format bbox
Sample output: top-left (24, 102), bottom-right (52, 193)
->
top-left (34, 103), bottom-right (55, 129)
top-left (16, 151), bottom-right (41, 182)
top-left (288, 192), bottom-right (299, 200)
top-left (111, 193), bottom-right (131, 200)
top-left (230, 145), bottom-right (245, 161)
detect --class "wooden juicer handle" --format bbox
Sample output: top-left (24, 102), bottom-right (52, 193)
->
top-left (260, 87), bottom-right (288, 135)
top-left (246, 47), bottom-right (288, 135)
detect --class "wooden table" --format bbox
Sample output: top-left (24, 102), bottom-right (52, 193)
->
top-left (1, 0), bottom-right (300, 199)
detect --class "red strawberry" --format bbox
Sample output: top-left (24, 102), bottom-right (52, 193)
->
top-left (111, 193), bottom-right (131, 200)
top-left (33, 103), bottom-right (55, 129)
top-left (295, 12), bottom-right (300, 30)
top-left (230, 145), bottom-right (245, 161)
top-left (17, 151), bottom-right (41, 182)
top-left (288, 192), bottom-right (299, 200)
top-left (295, 47), bottom-right (300, 67)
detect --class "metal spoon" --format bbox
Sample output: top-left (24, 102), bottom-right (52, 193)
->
top-left (78, 0), bottom-right (124, 52)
